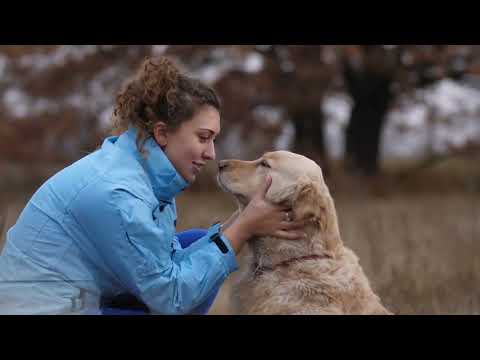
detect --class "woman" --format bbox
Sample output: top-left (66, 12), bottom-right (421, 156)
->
top-left (0, 57), bottom-right (306, 315)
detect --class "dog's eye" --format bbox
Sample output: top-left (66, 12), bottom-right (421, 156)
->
top-left (260, 160), bottom-right (271, 168)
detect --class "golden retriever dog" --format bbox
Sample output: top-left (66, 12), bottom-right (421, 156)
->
top-left (217, 151), bottom-right (392, 315)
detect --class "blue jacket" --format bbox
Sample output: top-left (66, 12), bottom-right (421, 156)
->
top-left (0, 127), bottom-right (238, 315)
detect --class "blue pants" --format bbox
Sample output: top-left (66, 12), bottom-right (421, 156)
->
top-left (101, 229), bottom-right (220, 315)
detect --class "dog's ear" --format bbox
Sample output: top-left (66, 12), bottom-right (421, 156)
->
top-left (293, 179), bottom-right (324, 223)
top-left (267, 176), bottom-right (324, 216)
top-left (293, 178), bottom-right (342, 252)
top-left (265, 177), bottom-right (300, 206)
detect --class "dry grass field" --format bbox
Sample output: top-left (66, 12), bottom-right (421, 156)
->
top-left (1, 156), bottom-right (479, 315)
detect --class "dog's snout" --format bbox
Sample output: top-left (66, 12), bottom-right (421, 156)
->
top-left (218, 160), bottom-right (230, 171)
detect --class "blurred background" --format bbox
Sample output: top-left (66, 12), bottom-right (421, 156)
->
top-left (1, 45), bottom-right (480, 314)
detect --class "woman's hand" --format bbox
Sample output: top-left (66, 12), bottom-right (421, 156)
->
top-left (237, 175), bottom-right (306, 240)
top-left (223, 176), bottom-right (306, 254)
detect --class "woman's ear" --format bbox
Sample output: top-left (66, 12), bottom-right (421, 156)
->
top-left (153, 122), bottom-right (169, 147)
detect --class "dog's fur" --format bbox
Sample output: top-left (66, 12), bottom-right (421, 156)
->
top-left (217, 151), bottom-right (391, 315)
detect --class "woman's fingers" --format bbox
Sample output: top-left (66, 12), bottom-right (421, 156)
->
top-left (273, 230), bottom-right (307, 240)
top-left (280, 219), bottom-right (309, 230)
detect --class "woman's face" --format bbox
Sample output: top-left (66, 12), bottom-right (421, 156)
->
top-left (154, 105), bottom-right (220, 183)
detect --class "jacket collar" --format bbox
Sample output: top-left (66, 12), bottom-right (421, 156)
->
top-left (105, 126), bottom-right (189, 203)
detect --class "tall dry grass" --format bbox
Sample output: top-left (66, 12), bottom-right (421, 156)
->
top-left (336, 191), bottom-right (480, 314)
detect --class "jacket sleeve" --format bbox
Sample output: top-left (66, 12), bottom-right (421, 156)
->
top-left (71, 187), bottom-right (238, 315)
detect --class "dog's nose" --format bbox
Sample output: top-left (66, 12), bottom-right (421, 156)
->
top-left (218, 161), bottom-right (230, 171)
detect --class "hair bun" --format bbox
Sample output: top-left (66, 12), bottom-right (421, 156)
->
top-left (138, 56), bottom-right (180, 106)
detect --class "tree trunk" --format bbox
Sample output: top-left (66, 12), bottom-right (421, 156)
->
top-left (291, 106), bottom-right (326, 171)
top-left (344, 59), bottom-right (394, 176)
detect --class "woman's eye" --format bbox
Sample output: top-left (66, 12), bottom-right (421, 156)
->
top-left (199, 136), bottom-right (209, 143)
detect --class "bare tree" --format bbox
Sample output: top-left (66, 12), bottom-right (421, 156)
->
top-left (341, 45), bottom-right (479, 176)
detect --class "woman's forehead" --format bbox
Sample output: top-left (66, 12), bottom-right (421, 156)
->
top-left (188, 106), bottom-right (221, 134)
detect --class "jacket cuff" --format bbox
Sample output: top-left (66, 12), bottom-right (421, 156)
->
top-left (207, 223), bottom-right (238, 274)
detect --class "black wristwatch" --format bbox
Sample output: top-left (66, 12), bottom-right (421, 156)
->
top-left (210, 223), bottom-right (229, 254)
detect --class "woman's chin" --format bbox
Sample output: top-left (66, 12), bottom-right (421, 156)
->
top-left (184, 172), bottom-right (197, 184)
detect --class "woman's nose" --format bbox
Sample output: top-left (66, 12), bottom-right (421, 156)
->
top-left (203, 142), bottom-right (216, 160)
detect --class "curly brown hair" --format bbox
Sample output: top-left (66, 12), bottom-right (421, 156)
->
top-left (111, 56), bottom-right (221, 153)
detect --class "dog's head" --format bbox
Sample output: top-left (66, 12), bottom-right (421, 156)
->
top-left (217, 151), bottom-right (342, 253)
